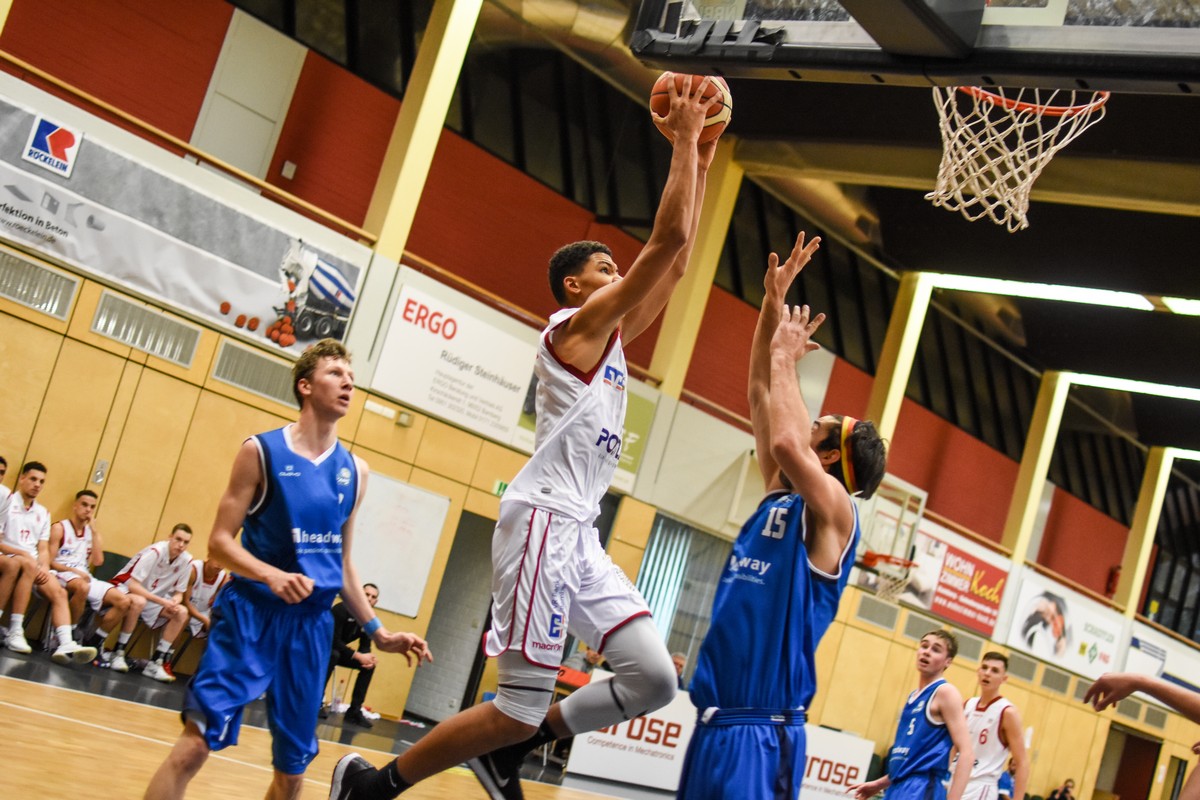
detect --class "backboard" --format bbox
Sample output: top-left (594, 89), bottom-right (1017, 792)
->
top-left (632, 0), bottom-right (1200, 93)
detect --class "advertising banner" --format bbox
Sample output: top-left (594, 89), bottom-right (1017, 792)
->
top-left (1005, 571), bottom-right (1123, 679)
top-left (373, 272), bottom-right (539, 447)
top-left (0, 92), bottom-right (370, 353)
top-left (904, 523), bottom-right (1010, 637)
top-left (567, 671), bottom-right (876, 795)
top-left (1128, 621), bottom-right (1200, 705)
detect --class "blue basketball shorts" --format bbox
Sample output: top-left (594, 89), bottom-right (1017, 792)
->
top-left (184, 581), bottom-right (334, 774)
top-left (677, 709), bottom-right (807, 800)
top-left (888, 772), bottom-right (949, 800)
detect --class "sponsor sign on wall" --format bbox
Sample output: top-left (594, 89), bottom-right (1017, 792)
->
top-left (905, 522), bottom-right (1009, 637)
top-left (0, 89), bottom-right (369, 353)
top-left (1005, 571), bottom-right (1122, 679)
top-left (1129, 621), bottom-right (1200, 704)
top-left (567, 671), bottom-right (876, 794)
top-left (373, 271), bottom-right (539, 447)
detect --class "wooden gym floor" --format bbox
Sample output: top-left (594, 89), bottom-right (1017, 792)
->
top-left (0, 672), bottom-right (617, 798)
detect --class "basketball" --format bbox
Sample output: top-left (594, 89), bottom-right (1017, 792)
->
top-left (648, 72), bottom-right (732, 144)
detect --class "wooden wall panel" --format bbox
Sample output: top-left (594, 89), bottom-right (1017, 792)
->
top-left (0, 312), bottom-right (61, 480)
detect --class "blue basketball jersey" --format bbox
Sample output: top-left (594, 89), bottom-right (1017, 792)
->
top-left (236, 426), bottom-right (358, 611)
top-left (889, 679), bottom-right (953, 783)
top-left (689, 490), bottom-right (859, 711)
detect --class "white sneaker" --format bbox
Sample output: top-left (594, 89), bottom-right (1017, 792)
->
top-left (109, 652), bottom-right (130, 673)
top-left (5, 630), bottom-right (32, 654)
top-left (143, 659), bottom-right (175, 683)
top-left (52, 640), bottom-right (97, 665)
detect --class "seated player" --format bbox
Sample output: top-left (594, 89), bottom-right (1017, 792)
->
top-left (0, 462), bottom-right (96, 664)
top-left (183, 557), bottom-right (228, 640)
top-left (48, 489), bottom-right (146, 672)
top-left (326, 583), bottom-right (382, 728)
top-left (110, 524), bottom-right (194, 682)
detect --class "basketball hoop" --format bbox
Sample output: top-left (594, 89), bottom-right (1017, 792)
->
top-left (860, 551), bottom-right (917, 605)
top-left (926, 86), bottom-right (1110, 232)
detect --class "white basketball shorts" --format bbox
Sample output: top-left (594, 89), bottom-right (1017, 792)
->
top-left (54, 571), bottom-right (115, 611)
top-left (484, 501), bottom-right (650, 669)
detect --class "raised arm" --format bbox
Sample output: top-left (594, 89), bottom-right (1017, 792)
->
top-left (749, 233), bottom-right (822, 486)
top-left (620, 138), bottom-right (718, 344)
top-left (554, 77), bottom-right (714, 366)
top-left (768, 305), bottom-right (854, 561)
top-left (209, 439), bottom-right (313, 604)
top-left (1002, 703), bottom-right (1030, 800)
top-left (340, 457), bottom-right (432, 666)
top-left (936, 683), bottom-right (974, 800)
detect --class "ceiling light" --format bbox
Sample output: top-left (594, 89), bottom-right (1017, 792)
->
top-left (927, 273), bottom-right (1155, 312)
top-left (1066, 372), bottom-right (1200, 402)
top-left (1161, 297), bottom-right (1200, 316)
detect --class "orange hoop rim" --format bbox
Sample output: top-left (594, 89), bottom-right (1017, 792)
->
top-left (957, 86), bottom-right (1110, 118)
top-left (860, 552), bottom-right (918, 570)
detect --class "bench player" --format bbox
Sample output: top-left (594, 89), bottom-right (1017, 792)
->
top-left (331, 74), bottom-right (720, 800)
top-left (677, 234), bottom-right (887, 799)
top-left (48, 489), bottom-right (145, 672)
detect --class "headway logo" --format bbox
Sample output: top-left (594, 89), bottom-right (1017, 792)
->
top-left (22, 117), bottom-right (83, 178)
top-left (602, 365), bottom-right (625, 391)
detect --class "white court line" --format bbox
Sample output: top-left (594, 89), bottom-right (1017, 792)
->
top-left (0, 675), bottom-right (620, 799)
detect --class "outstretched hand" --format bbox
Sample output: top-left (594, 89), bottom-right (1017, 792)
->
top-left (848, 778), bottom-right (887, 800)
top-left (1083, 672), bottom-right (1141, 712)
top-left (764, 232), bottom-right (822, 302)
top-left (652, 74), bottom-right (721, 144)
top-left (771, 304), bottom-right (825, 363)
top-left (373, 629), bottom-right (434, 667)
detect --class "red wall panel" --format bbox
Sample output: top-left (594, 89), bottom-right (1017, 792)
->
top-left (1038, 487), bottom-right (1128, 596)
top-left (1, 0), bottom-right (231, 140)
top-left (683, 287), bottom-right (758, 421)
top-left (266, 53), bottom-right (399, 227)
top-left (824, 360), bottom-right (1019, 544)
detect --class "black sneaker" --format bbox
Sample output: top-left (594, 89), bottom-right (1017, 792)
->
top-left (329, 754), bottom-right (374, 800)
top-left (343, 709), bottom-right (374, 729)
top-left (467, 750), bottom-right (525, 800)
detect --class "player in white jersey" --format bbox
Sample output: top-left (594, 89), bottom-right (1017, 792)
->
top-left (332, 75), bottom-right (721, 800)
top-left (183, 558), bottom-right (228, 638)
top-left (48, 489), bottom-right (146, 672)
top-left (0, 461), bottom-right (96, 665)
top-left (956, 652), bottom-right (1029, 800)
top-left (111, 524), bottom-right (194, 682)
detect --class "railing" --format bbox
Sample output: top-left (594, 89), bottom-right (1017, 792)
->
top-left (923, 509), bottom-right (1012, 557)
top-left (0, 48), bottom-right (378, 245)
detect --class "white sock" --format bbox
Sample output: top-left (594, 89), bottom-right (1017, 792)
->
top-left (56, 625), bottom-right (73, 647)
top-left (10, 613), bottom-right (25, 631)
top-left (117, 631), bottom-right (131, 646)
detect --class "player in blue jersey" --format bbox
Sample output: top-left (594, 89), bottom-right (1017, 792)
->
top-left (144, 339), bottom-right (432, 800)
top-left (851, 630), bottom-right (974, 800)
top-left (676, 232), bottom-right (888, 799)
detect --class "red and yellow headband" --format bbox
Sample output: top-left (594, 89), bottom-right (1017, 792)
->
top-left (840, 416), bottom-right (859, 495)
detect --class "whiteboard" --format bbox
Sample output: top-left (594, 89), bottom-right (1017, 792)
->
top-left (350, 471), bottom-right (451, 618)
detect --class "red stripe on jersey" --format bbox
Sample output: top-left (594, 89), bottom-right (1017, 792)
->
top-left (544, 320), bottom-right (620, 385)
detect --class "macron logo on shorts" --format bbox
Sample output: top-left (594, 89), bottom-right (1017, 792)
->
top-left (22, 117), bottom-right (82, 177)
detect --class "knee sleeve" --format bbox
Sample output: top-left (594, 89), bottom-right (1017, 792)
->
top-left (492, 650), bottom-right (558, 728)
top-left (559, 616), bottom-right (677, 735)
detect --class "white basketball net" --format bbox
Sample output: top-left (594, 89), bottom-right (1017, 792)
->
top-left (926, 86), bottom-right (1109, 232)
top-left (875, 571), bottom-right (910, 605)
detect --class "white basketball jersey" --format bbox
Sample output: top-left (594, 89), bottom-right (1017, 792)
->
top-left (55, 519), bottom-right (94, 571)
top-left (188, 560), bottom-right (226, 614)
top-left (1, 495), bottom-right (50, 556)
top-left (965, 696), bottom-right (1014, 785)
top-left (114, 541), bottom-right (192, 598)
top-left (504, 308), bottom-right (628, 523)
